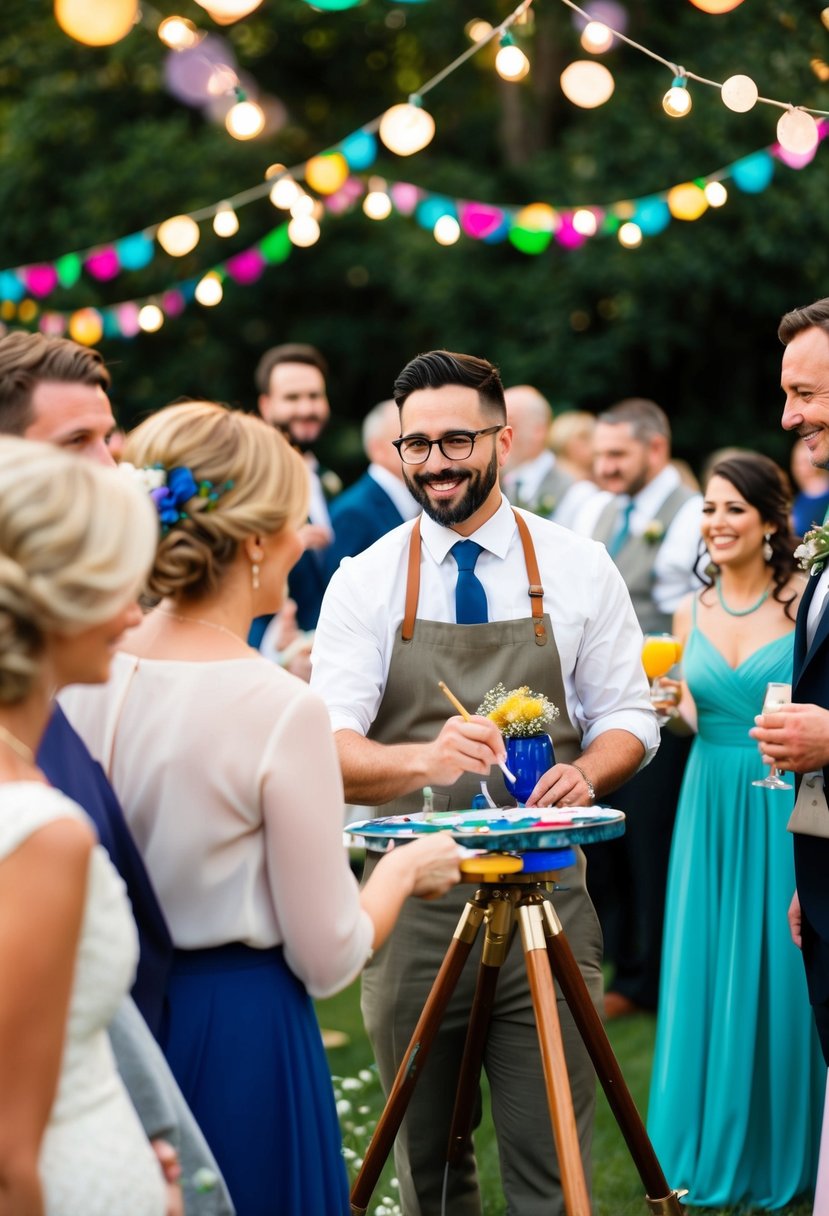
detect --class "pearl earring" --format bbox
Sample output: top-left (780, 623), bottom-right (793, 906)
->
top-left (252, 562), bottom-right (260, 591)
top-left (763, 533), bottom-right (773, 563)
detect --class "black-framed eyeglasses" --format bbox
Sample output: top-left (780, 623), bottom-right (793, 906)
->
top-left (392, 425), bottom-right (504, 466)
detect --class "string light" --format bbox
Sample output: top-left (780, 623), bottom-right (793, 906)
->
top-left (433, 215), bottom-right (461, 245)
top-left (363, 188), bottom-right (393, 220)
top-left (704, 180), bottom-right (728, 207)
top-left (721, 74), bottom-right (758, 113)
top-left (777, 107), bottom-right (820, 156)
top-left (194, 0), bottom-right (263, 22)
top-left (156, 215), bottom-right (200, 256)
top-left (195, 272), bottom-right (223, 306)
top-left (495, 35), bottom-right (530, 82)
top-left (465, 19), bottom-right (493, 42)
top-left (572, 208), bottom-right (599, 236)
top-left (560, 60), bottom-right (615, 107)
top-left (378, 99), bottom-right (436, 156)
top-left (225, 99), bottom-right (265, 140)
top-left (618, 222), bottom-right (642, 248)
top-left (269, 176), bottom-right (301, 210)
top-left (288, 216), bottom-right (321, 247)
top-left (289, 194), bottom-right (315, 219)
top-left (55, 0), bottom-right (138, 46)
top-left (157, 16), bottom-right (201, 50)
top-left (663, 76), bottom-right (692, 118)
top-left (580, 21), bottom-right (613, 53)
top-left (688, 0), bottom-right (746, 11)
top-left (138, 304), bottom-right (164, 332)
top-left (212, 203), bottom-right (239, 237)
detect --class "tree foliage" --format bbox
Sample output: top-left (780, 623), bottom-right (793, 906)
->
top-left (0, 0), bottom-right (826, 475)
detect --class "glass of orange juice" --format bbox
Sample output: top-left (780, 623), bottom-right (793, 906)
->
top-left (642, 633), bottom-right (683, 725)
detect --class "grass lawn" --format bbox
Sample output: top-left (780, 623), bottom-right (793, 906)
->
top-left (317, 980), bottom-right (814, 1216)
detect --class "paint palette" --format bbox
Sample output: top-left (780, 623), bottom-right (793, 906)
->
top-left (345, 805), bottom-right (625, 853)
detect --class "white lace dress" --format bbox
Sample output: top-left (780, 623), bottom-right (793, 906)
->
top-left (0, 783), bottom-right (165, 1216)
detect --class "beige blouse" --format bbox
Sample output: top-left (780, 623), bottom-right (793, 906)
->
top-left (61, 653), bottom-right (373, 999)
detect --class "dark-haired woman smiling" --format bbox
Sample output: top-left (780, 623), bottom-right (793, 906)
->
top-left (648, 453), bottom-right (825, 1209)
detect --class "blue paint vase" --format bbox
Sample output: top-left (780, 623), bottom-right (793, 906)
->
top-left (504, 734), bottom-right (555, 804)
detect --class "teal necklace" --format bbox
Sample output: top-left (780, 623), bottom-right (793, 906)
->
top-left (716, 576), bottom-right (772, 617)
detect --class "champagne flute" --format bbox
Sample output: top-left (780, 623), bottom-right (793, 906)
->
top-left (752, 682), bottom-right (794, 790)
top-left (642, 633), bottom-right (683, 726)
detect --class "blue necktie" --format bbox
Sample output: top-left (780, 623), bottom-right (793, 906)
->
top-left (451, 540), bottom-right (488, 624)
top-left (607, 499), bottom-right (634, 558)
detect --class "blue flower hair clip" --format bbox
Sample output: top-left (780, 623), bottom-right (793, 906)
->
top-left (121, 462), bottom-right (234, 534)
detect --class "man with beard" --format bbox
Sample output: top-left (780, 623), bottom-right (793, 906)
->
top-left (253, 343), bottom-right (339, 638)
top-left (579, 399), bottom-right (701, 1020)
top-left (311, 350), bottom-right (658, 1216)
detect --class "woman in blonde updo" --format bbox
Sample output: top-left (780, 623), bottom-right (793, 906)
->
top-left (62, 401), bottom-right (461, 1216)
top-left (0, 437), bottom-right (167, 1215)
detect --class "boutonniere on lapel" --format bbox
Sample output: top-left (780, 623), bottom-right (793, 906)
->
top-left (320, 469), bottom-right (343, 497)
top-left (642, 520), bottom-right (665, 545)
top-left (794, 524), bottom-right (829, 576)
top-left (535, 494), bottom-right (557, 519)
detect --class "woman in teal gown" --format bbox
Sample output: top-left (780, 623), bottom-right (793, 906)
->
top-left (648, 454), bottom-right (825, 1209)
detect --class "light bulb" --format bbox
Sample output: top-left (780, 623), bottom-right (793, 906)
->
top-left (663, 79), bottom-right (692, 118)
top-left (195, 274), bottom-right (224, 307)
top-left (157, 215), bottom-right (200, 257)
top-left (305, 153), bottom-right (349, 195)
top-left (290, 194), bottom-right (315, 220)
top-left (580, 21), bottom-right (613, 53)
top-left (269, 176), bottom-right (301, 209)
top-left (777, 107), bottom-right (819, 156)
top-left (572, 208), bottom-right (598, 236)
top-left (560, 60), bottom-right (615, 108)
top-left (288, 216), bottom-right (321, 248)
top-left (194, 0), bottom-right (263, 21)
top-left (212, 204), bottom-right (239, 237)
top-left (704, 181), bottom-right (728, 207)
top-left (434, 215), bottom-right (461, 245)
top-left (68, 308), bottom-right (103, 345)
top-left (688, 0), bottom-right (746, 11)
top-left (138, 305), bottom-right (164, 333)
top-left (225, 100), bottom-right (265, 140)
top-left (667, 182), bottom-right (708, 221)
top-left (618, 222), bottom-right (642, 248)
top-left (721, 74), bottom-right (758, 113)
top-left (378, 102), bottom-right (435, 157)
top-left (55, 0), bottom-right (138, 46)
top-left (496, 44), bottom-right (530, 82)
top-left (158, 16), bottom-right (201, 50)
top-left (465, 19), bottom-right (493, 42)
top-left (363, 191), bottom-right (392, 220)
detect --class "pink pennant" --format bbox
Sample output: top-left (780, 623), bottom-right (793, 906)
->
top-left (459, 202), bottom-right (507, 241)
top-left (85, 247), bottom-right (120, 281)
top-left (24, 264), bottom-right (59, 298)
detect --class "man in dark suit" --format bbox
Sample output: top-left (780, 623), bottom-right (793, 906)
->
top-left (325, 399), bottom-right (418, 577)
top-left (253, 343), bottom-right (338, 637)
top-left (752, 297), bottom-right (829, 1064)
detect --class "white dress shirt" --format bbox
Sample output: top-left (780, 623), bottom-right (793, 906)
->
top-left (310, 495), bottom-right (659, 762)
top-left (574, 465), bottom-right (703, 616)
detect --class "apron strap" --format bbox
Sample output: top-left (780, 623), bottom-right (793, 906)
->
top-left (401, 520), bottom-right (422, 642)
top-left (513, 510), bottom-right (547, 646)
top-left (401, 509), bottom-right (547, 645)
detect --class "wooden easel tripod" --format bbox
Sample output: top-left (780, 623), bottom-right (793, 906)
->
top-left (349, 861), bottom-right (686, 1216)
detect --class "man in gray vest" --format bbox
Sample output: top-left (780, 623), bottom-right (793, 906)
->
top-left (311, 352), bottom-right (658, 1216)
top-left (583, 398), bottom-right (702, 1018)
top-left (502, 385), bottom-right (598, 529)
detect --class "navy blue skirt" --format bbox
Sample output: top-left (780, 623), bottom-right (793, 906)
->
top-left (161, 943), bottom-right (349, 1216)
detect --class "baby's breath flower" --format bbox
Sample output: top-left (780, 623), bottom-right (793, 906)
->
top-left (476, 683), bottom-right (559, 739)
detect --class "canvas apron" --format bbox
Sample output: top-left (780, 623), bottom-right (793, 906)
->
top-left (361, 512), bottom-right (603, 1216)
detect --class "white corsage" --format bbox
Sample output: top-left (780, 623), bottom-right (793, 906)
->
top-left (795, 524), bottom-right (829, 576)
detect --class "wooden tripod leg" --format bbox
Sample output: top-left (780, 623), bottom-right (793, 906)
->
top-left (517, 901), bottom-right (591, 1216)
top-left (445, 890), bottom-right (515, 1167)
top-left (541, 903), bottom-right (686, 1216)
top-left (349, 898), bottom-right (487, 1216)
